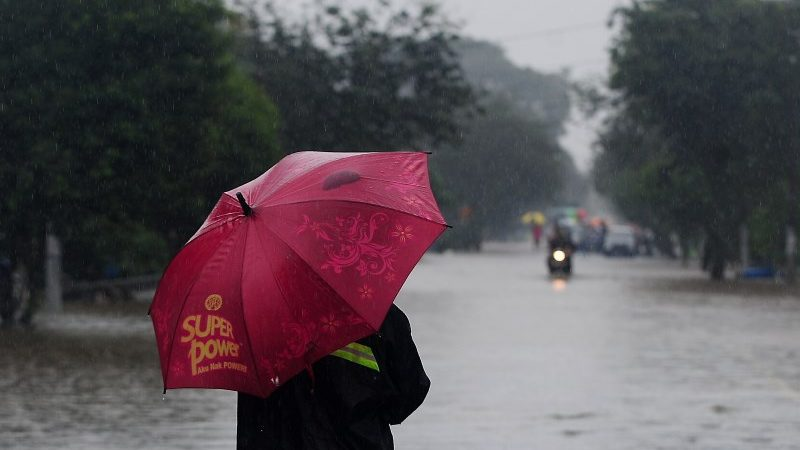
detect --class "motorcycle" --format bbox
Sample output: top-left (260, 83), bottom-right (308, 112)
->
top-left (547, 247), bottom-right (572, 276)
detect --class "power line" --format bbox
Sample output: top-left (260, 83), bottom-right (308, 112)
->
top-left (492, 20), bottom-right (607, 43)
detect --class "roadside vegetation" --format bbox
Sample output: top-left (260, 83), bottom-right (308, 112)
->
top-left (592, 0), bottom-right (800, 280)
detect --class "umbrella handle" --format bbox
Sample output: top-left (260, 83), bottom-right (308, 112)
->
top-left (236, 192), bottom-right (252, 216)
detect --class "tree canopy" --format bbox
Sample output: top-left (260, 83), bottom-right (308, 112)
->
top-left (596, 0), bottom-right (800, 278)
top-left (455, 39), bottom-right (571, 138)
top-left (434, 95), bottom-right (568, 237)
top-left (435, 40), bottom-right (576, 240)
top-left (237, 0), bottom-right (476, 152)
top-left (0, 0), bottom-right (282, 280)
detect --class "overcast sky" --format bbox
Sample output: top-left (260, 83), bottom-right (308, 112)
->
top-left (434, 0), bottom-right (628, 173)
top-left (275, 0), bottom-right (628, 172)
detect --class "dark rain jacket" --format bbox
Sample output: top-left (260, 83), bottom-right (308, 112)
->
top-left (548, 231), bottom-right (575, 254)
top-left (237, 305), bottom-right (430, 450)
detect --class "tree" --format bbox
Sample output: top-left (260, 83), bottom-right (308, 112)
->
top-left (0, 0), bottom-right (282, 290)
top-left (434, 96), bottom-right (566, 237)
top-left (236, 0), bottom-right (476, 152)
top-left (433, 40), bottom-right (575, 241)
top-left (601, 0), bottom-right (800, 279)
top-left (593, 110), bottom-right (706, 257)
top-left (455, 39), bottom-right (571, 138)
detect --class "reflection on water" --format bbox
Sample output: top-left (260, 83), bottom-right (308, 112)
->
top-left (395, 243), bottom-right (800, 449)
top-left (0, 306), bottom-right (236, 450)
top-left (550, 278), bottom-right (568, 293)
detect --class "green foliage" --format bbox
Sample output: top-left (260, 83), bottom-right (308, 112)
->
top-left (455, 39), bottom-right (571, 137)
top-left (597, 0), bottom-right (800, 278)
top-left (435, 96), bottom-right (566, 235)
top-left (593, 114), bottom-right (705, 240)
top-left (748, 203), bottom-right (787, 265)
top-left (0, 0), bottom-right (282, 280)
top-left (238, 0), bottom-right (476, 151)
top-left (435, 42), bottom-right (574, 238)
top-left (235, 5), bottom-right (573, 243)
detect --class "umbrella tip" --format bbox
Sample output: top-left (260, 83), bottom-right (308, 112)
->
top-left (236, 192), bottom-right (252, 216)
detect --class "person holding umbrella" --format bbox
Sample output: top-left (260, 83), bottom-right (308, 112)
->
top-left (149, 151), bottom-right (445, 449)
top-left (237, 303), bottom-right (429, 449)
top-left (521, 211), bottom-right (546, 250)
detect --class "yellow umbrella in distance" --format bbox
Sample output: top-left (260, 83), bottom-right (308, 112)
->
top-left (521, 211), bottom-right (537, 224)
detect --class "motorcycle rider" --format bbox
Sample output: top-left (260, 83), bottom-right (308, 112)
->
top-left (548, 225), bottom-right (575, 255)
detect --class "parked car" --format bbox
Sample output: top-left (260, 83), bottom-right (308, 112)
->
top-left (603, 225), bottom-right (637, 257)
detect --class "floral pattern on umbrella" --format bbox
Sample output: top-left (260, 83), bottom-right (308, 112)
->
top-left (296, 213), bottom-right (401, 278)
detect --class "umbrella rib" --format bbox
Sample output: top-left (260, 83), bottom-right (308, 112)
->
top-left (260, 160), bottom-right (444, 226)
top-left (186, 194), bottom-right (242, 243)
top-left (252, 221), bottom-right (313, 368)
top-left (258, 221), bottom-right (379, 333)
top-left (254, 222), bottom-right (302, 322)
top-left (162, 222), bottom-right (244, 390)
top-left (358, 175), bottom-right (426, 188)
top-left (264, 175), bottom-right (427, 208)
top-left (249, 155), bottom-right (350, 206)
top-left (188, 212), bottom-right (241, 243)
top-left (261, 151), bottom-right (426, 206)
top-left (237, 221), bottom-right (268, 398)
top-left (265, 198), bottom-right (448, 227)
top-left (339, 179), bottom-right (438, 219)
top-left (262, 181), bottom-right (328, 207)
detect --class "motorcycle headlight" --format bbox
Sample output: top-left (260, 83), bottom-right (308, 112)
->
top-left (553, 250), bottom-right (566, 262)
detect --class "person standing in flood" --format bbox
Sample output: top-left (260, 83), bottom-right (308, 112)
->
top-left (237, 304), bottom-right (429, 450)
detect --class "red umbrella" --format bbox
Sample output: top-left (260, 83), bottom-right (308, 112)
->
top-left (149, 151), bottom-right (447, 398)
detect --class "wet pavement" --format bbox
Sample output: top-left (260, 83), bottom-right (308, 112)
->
top-left (3, 241), bottom-right (800, 449)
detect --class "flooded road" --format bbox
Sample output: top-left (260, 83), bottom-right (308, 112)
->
top-left (3, 241), bottom-right (800, 449)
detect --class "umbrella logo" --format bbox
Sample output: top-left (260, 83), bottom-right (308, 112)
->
top-left (205, 294), bottom-right (223, 311)
top-left (180, 294), bottom-right (246, 377)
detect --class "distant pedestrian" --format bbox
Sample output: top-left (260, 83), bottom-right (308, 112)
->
top-left (532, 224), bottom-right (543, 249)
top-left (237, 304), bottom-right (430, 450)
top-left (549, 226), bottom-right (575, 254)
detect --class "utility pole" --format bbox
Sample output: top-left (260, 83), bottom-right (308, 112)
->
top-left (787, 226), bottom-right (797, 284)
top-left (788, 160), bottom-right (799, 285)
top-left (45, 231), bottom-right (63, 312)
top-left (739, 224), bottom-right (749, 270)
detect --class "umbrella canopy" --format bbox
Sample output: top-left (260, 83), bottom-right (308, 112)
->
top-left (149, 151), bottom-right (447, 398)
top-left (521, 211), bottom-right (535, 225)
top-left (521, 210), bottom-right (546, 226)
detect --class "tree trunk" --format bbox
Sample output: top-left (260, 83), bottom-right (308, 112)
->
top-left (706, 230), bottom-right (726, 281)
top-left (739, 224), bottom-right (750, 269)
top-left (787, 165), bottom-right (798, 284)
top-left (710, 253), bottom-right (725, 280)
top-left (680, 237), bottom-right (690, 268)
top-left (44, 231), bottom-right (63, 313)
top-left (787, 226), bottom-right (797, 284)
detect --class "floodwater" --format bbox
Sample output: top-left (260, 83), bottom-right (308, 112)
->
top-left (3, 241), bottom-right (800, 449)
